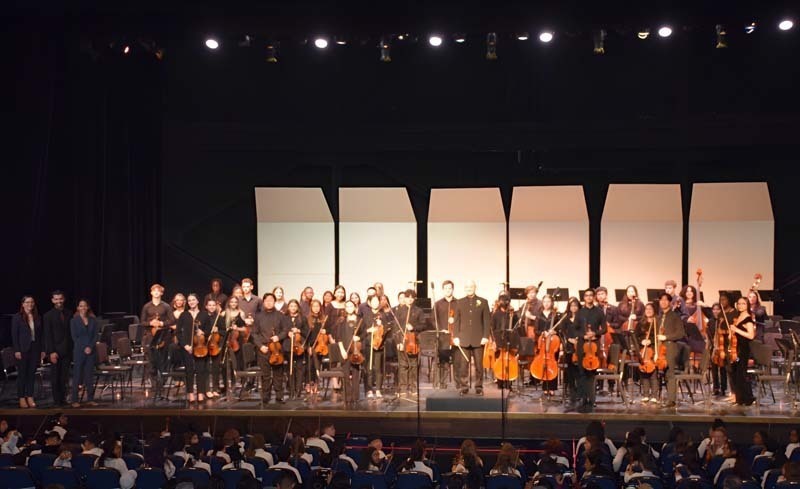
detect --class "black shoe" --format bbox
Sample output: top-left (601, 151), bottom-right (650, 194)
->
top-left (277, 398), bottom-right (285, 404)
top-left (460, 389), bottom-right (468, 396)
top-left (662, 401), bottom-right (677, 408)
top-left (475, 389), bottom-right (484, 396)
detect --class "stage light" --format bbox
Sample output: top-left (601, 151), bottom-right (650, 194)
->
top-left (314, 38), bottom-right (329, 49)
top-left (539, 31), bottom-right (553, 43)
top-left (397, 34), bottom-right (405, 40)
top-left (265, 41), bottom-right (279, 63)
top-left (380, 36), bottom-right (391, 62)
top-left (516, 32), bottom-right (529, 41)
top-left (335, 36), bottom-right (347, 45)
top-left (122, 45), bottom-right (131, 55)
top-left (744, 22), bottom-right (757, 34)
top-left (637, 29), bottom-right (650, 39)
top-left (593, 29), bottom-right (606, 54)
top-left (716, 24), bottom-right (728, 48)
top-left (238, 35), bottom-right (253, 48)
top-left (779, 19), bottom-right (794, 31)
top-left (658, 26), bottom-right (672, 37)
top-left (453, 33), bottom-right (466, 43)
top-left (205, 38), bottom-right (219, 50)
top-left (486, 32), bottom-right (498, 60)
top-left (429, 35), bottom-right (443, 46)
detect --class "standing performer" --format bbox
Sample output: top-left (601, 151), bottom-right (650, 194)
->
top-left (299, 287), bottom-right (315, 316)
top-left (594, 286), bottom-right (620, 393)
top-left (285, 299), bottom-right (308, 399)
top-left (12, 296), bottom-right (44, 409)
top-left (453, 280), bottom-right (491, 396)
top-left (203, 278), bottom-right (228, 311)
top-left (306, 299), bottom-right (329, 394)
top-left (635, 303), bottom-right (660, 404)
top-left (729, 297), bottom-right (756, 406)
top-left (139, 284), bottom-right (174, 387)
top-left (747, 290), bottom-right (768, 343)
top-left (707, 302), bottom-right (727, 397)
top-left (169, 294), bottom-right (187, 371)
top-left (239, 278), bottom-right (262, 318)
top-left (535, 295), bottom-right (559, 395)
top-left (363, 295), bottom-right (386, 399)
top-left (664, 280), bottom-right (684, 311)
top-left (560, 297), bottom-right (582, 402)
top-left (70, 299), bottom-right (98, 408)
top-left (395, 290), bottom-right (426, 397)
top-left (253, 293), bottom-right (290, 404)
top-left (222, 296), bottom-right (248, 392)
top-left (679, 285), bottom-right (708, 367)
top-left (204, 298), bottom-right (224, 398)
top-left (574, 289), bottom-right (605, 410)
top-left (43, 290), bottom-right (73, 407)
top-left (433, 280), bottom-right (457, 389)
top-left (656, 292), bottom-right (688, 408)
top-left (273, 287), bottom-right (288, 314)
top-left (491, 292), bottom-right (519, 391)
top-left (334, 301), bottom-right (363, 405)
top-left (176, 293), bottom-right (209, 403)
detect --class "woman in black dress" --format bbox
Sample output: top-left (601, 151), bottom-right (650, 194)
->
top-left (491, 293), bottom-right (519, 390)
top-left (729, 297), bottom-right (756, 406)
top-left (334, 300), bottom-right (362, 405)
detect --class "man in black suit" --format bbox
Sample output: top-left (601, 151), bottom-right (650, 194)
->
top-left (253, 293), bottom-right (290, 403)
top-left (394, 289), bottom-right (427, 397)
top-left (43, 290), bottom-right (73, 406)
top-left (453, 280), bottom-right (491, 396)
top-left (656, 292), bottom-right (688, 408)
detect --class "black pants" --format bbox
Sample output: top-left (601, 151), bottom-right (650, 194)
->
top-left (186, 354), bottom-right (209, 394)
top-left (365, 349), bottom-right (384, 392)
top-left (209, 354), bottom-right (226, 392)
top-left (665, 341), bottom-right (691, 403)
top-left (454, 345), bottom-right (484, 391)
top-left (436, 349), bottom-right (452, 388)
top-left (398, 350), bottom-right (419, 393)
top-left (640, 370), bottom-right (659, 399)
top-left (711, 364), bottom-right (728, 394)
top-left (257, 353), bottom-right (285, 401)
top-left (18, 345), bottom-right (41, 398)
top-left (51, 352), bottom-right (71, 405)
top-left (344, 361), bottom-right (361, 403)
top-left (288, 355), bottom-right (306, 397)
top-left (149, 346), bottom-right (169, 379)
top-left (577, 368), bottom-right (597, 404)
top-left (564, 362), bottom-right (579, 400)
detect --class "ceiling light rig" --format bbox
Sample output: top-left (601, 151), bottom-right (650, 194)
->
top-left (744, 22), bottom-right (757, 34)
top-left (593, 29), bottom-right (606, 54)
top-left (429, 35), bottom-right (443, 47)
top-left (539, 31), bottom-right (554, 43)
top-left (778, 19), bottom-right (794, 31)
top-left (379, 36), bottom-right (391, 62)
top-left (637, 28), bottom-right (650, 40)
top-left (486, 32), bottom-right (498, 60)
top-left (658, 26), bottom-right (673, 37)
top-left (716, 24), bottom-right (728, 48)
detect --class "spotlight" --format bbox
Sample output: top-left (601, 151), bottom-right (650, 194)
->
top-left (744, 22), bottom-right (757, 34)
top-left (122, 45), bottom-right (131, 55)
top-left (238, 35), bottom-right (253, 48)
top-left (335, 36), bottom-right (347, 45)
top-left (453, 33), bottom-right (466, 43)
top-left (637, 29), bottom-right (650, 39)
top-left (539, 31), bottom-right (553, 43)
top-left (716, 24), bottom-right (728, 48)
top-left (265, 41), bottom-right (279, 63)
top-left (516, 32), bottom-right (530, 41)
top-left (397, 34), bottom-right (405, 41)
top-left (314, 38), bottom-right (329, 49)
top-left (658, 26), bottom-right (672, 37)
top-left (779, 19), bottom-right (794, 31)
top-left (205, 38), bottom-right (219, 50)
top-left (429, 35), bottom-right (443, 46)
top-left (593, 29), bottom-right (606, 54)
top-left (486, 32), bottom-right (498, 60)
top-left (379, 36), bottom-right (391, 62)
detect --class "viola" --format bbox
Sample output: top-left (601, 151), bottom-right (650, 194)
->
top-left (729, 316), bottom-right (739, 364)
top-left (149, 314), bottom-right (169, 350)
top-left (371, 314), bottom-right (385, 350)
top-left (291, 318), bottom-right (305, 356)
top-left (581, 338), bottom-right (601, 371)
top-left (348, 318), bottom-right (365, 365)
top-left (206, 311), bottom-right (222, 357)
top-left (639, 318), bottom-right (656, 374)
top-left (192, 318), bottom-right (209, 358)
top-left (311, 316), bottom-right (329, 356)
top-left (402, 306), bottom-right (420, 356)
top-left (655, 313), bottom-right (668, 371)
top-left (268, 328), bottom-right (284, 366)
top-left (228, 313), bottom-right (251, 353)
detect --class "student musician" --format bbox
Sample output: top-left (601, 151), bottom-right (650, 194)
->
top-left (139, 284), bottom-right (174, 386)
top-left (729, 297), bottom-right (756, 406)
top-left (707, 302), bottom-right (727, 397)
top-left (222, 296), bottom-right (248, 391)
top-left (273, 287), bottom-right (288, 314)
top-left (306, 299), bottom-right (329, 394)
top-left (635, 303), bottom-right (660, 404)
top-left (664, 280), bottom-right (683, 311)
top-left (535, 294), bottom-right (559, 395)
top-left (176, 293), bottom-right (210, 403)
top-left (395, 289), bottom-right (426, 397)
top-left (363, 295), bottom-right (387, 399)
top-left (433, 280), bottom-right (457, 390)
top-left (679, 285), bottom-right (708, 363)
top-left (203, 278), bottom-right (228, 311)
top-left (285, 299), bottom-right (308, 399)
top-left (617, 286), bottom-right (644, 344)
top-left (254, 293), bottom-right (290, 404)
top-left (12, 296), bottom-right (44, 409)
top-left (204, 298), bottom-right (224, 398)
top-left (575, 289), bottom-right (606, 410)
top-left (169, 294), bottom-right (187, 370)
top-left (522, 285), bottom-right (543, 339)
top-left (453, 280), bottom-right (492, 397)
top-left (560, 297), bottom-right (582, 401)
top-left (491, 292), bottom-right (519, 390)
top-left (656, 292), bottom-right (688, 408)
top-left (747, 290), bottom-right (768, 342)
top-left (595, 286), bottom-right (620, 394)
top-left (299, 287), bottom-right (315, 317)
top-left (334, 300), bottom-right (363, 405)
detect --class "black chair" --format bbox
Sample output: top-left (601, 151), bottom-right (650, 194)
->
top-left (122, 453), bottom-right (144, 470)
top-left (581, 475), bottom-right (618, 489)
top-left (0, 466), bottom-right (37, 489)
top-left (353, 470), bottom-right (390, 489)
top-left (176, 467), bottom-right (211, 488)
top-left (135, 467), bottom-right (168, 489)
top-left (71, 454), bottom-right (99, 480)
top-left (396, 471), bottom-right (434, 489)
top-left (221, 468), bottom-right (249, 489)
top-left (41, 466), bottom-right (79, 489)
top-left (93, 342), bottom-right (132, 402)
top-left (627, 476), bottom-right (665, 489)
top-left (232, 343), bottom-right (262, 406)
top-left (486, 473), bottom-right (524, 489)
top-left (27, 452), bottom-right (56, 481)
top-left (86, 467), bottom-right (121, 489)
top-left (0, 347), bottom-right (19, 398)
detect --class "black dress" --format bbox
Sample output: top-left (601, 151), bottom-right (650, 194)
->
top-left (731, 316), bottom-right (755, 405)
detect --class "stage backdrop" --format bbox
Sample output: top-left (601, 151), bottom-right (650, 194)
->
top-left (601, 184), bottom-right (682, 303)
top-left (428, 188), bottom-right (506, 301)
top-left (339, 187), bottom-right (416, 303)
top-left (688, 182), bottom-right (774, 312)
top-left (255, 188), bottom-right (335, 299)
top-left (509, 186), bottom-right (589, 306)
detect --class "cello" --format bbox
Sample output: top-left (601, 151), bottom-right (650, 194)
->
top-left (639, 317), bottom-right (656, 374)
top-left (493, 305), bottom-right (519, 382)
top-left (530, 307), bottom-right (564, 381)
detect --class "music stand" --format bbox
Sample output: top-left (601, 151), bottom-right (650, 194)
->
top-left (614, 289), bottom-right (627, 302)
top-left (646, 289), bottom-right (663, 302)
top-left (701, 306), bottom-right (714, 319)
top-left (546, 288), bottom-right (570, 302)
top-left (720, 290), bottom-right (743, 303)
top-left (757, 290), bottom-right (779, 302)
top-left (509, 288), bottom-right (527, 300)
top-left (416, 298), bottom-right (432, 309)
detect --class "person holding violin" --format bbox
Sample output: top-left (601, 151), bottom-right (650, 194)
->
top-left (574, 288), bottom-right (606, 410)
top-left (224, 296), bottom-right (250, 378)
top-left (306, 299), bottom-right (330, 395)
top-left (176, 293), bottom-right (210, 403)
top-left (334, 300), bottom-right (364, 405)
top-left (729, 297), bottom-right (756, 406)
top-left (656, 292), bottom-right (688, 408)
top-left (707, 302), bottom-right (728, 397)
top-left (395, 289), bottom-right (426, 397)
top-left (433, 280), bottom-right (457, 390)
top-left (453, 280), bottom-right (492, 397)
top-left (635, 303), bottom-right (660, 404)
top-left (139, 284), bottom-right (175, 387)
top-left (204, 298), bottom-right (225, 398)
top-left (594, 286), bottom-right (620, 394)
top-left (491, 292), bottom-right (519, 390)
top-left (363, 295), bottom-right (387, 399)
top-left (560, 297), bottom-right (582, 402)
top-left (521, 284), bottom-right (544, 339)
top-left (534, 294), bottom-right (559, 395)
top-left (285, 299), bottom-right (308, 399)
top-left (253, 293), bottom-right (290, 404)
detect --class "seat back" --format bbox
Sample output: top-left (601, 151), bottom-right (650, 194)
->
top-left (486, 473), bottom-right (524, 489)
top-left (291, 457), bottom-right (312, 482)
top-left (27, 453), bottom-right (57, 481)
top-left (95, 342), bottom-right (110, 364)
top-left (305, 445), bottom-right (322, 467)
top-left (116, 338), bottom-right (133, 359)
top-left (176, 467), bottom-right (211, 488)
top-left (581, 475), bottom-right (618, 489)
top-left (246, 457), bottom-right (268, 480)
top-left (111, 331), bottom-right (128, 352)
top-left (0, 452), bottom-right (14, 467)
top-left (86, 467), bottom-right (121, 489)
top-left (135, 467), bottom-right (168, 489)
top-left (264, 468), bottom-right (296, 486)
top-left (753, 455), bottom-right (774, 479)
top-left (71, 454), bottom-right (98, 479)
top-left (169, 454), bottom-right (186, 470)
top-left (1, 347), bottom-right (18, 371)
top-left (41, 466), bottom-right (79, 489)
top-left (0, 465), bottom-right (36, 489)
top-left (706, 456), bottom-right (725, 479)
top-left (396, 471), bottom-right (434, 489)
top-left (207, 456), bottom-right (225, 475)
top-left (122, 453), bottom-right (143, 470)
top-left (221, 468), bottom-right (249, 489)
top-left (353, 470), bottom-right (389, 489)
top-left (715, 468), bottom-right (736, 489)
top-left (629, 476), bottom-right (665, 489)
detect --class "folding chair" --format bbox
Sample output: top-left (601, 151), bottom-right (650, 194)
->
top-left (93, 342), bottom-right (132, 402)
top-left (596, 344), bottom-right (627, 403)
top-left (676, 349), bottom-right (710, 405)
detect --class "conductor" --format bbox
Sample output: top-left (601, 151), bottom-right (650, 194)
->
top-left (453, 280), bottom-right (491, 396)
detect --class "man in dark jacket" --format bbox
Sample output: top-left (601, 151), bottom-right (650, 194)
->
top-left (657, 292), bottom-right (688, 408)
top-left (43, 291), bottom-right (73, 407)
top-left (253, 293), bottom-right (290, 403)
top-left (394, 290), bottom-right (427, 397)
top-left (453, 280), bottom-right (491, 396)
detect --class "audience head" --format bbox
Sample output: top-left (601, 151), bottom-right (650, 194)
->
top-left (359, 446), bottom-right (379, 471)
top-left (783, 461), bottom-right (800, 483)
top-left (409, 439), bottom-right (426, 462)
top-left (277, 444), bottom-right (291, 463)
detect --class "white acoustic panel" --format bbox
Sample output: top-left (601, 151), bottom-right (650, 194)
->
top-left (428, 188), bottom-right (507, 301)
top-left (689, 182), bottom-right (774, 311)
top-left (510, 186), bottom-right (589, 303)
top-left (256, 188), bottom-right (335, 300)
top-left (601, 184), bottom-right (682, 304)
top-left (339, 188), bottom-right (416, 303)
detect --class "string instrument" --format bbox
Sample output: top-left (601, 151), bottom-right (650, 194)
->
top-left (600, 306), bottom-right (613, 369)
top-left (149, 314), bottom-right (169, 349)
top-left (447, 306), bottom-right (456, 345)
top-left (291, 317), bottom-right (305, 356)
top-left (574, 323), bottom-right (600, 371)
top-left (494, 306), bottom-right (519, 382)
top-left (639, 318), bottom-right (656, 374)
top-left (228, 313), bottom-right (251, 353)
top-left (530, 308), bottom-right (564, 381)
top-left (694, 269), bottom-right (709, 338)
top-left (347, 318), bottom-right (365, 365)
top-left (728, 315), bottom-right (739, 364)
top-left (371, 313), bottom-right (386, 351)
top-left (206, 312), bottom-right (222, 357)
top-left (310, 315), bottom-right (329, 356)
top-left (268, 328), bottom-right (284, 366)
top-left (655, 312), bottom-right (668, 371)
top-left (483, 330), bottom-right (497, 370)
top-left (402, 306), bottom-right (420, 356)
top-left (623, 298), bottom-right (638, 333)
top-left (192, 315), bottom-right (209, 358)
top-left (711, 309), bottom-right (728, 367)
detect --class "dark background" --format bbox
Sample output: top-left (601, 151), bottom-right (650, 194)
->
top-left (4, 1), bottom-right (800, 321)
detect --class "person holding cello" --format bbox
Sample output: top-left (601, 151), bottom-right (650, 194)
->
top-left (534, 295), bottom-right (560, 396)
top-left (394, 290), bottom-right (426, 398)
top-left (176, 293), bottom-right (210, 403)
top-left (635, 303), bottom-right (659, 404)
top-left (574, 289), bottom-right (606, 410)
top-left (334, 300), bottom-right (364, 405)
top-left (363, 295), bottom-right (387, 399)
top-left (253, 293), bottom-right (290, 404)
top-left (491, 292), bottom-right (519, 390)
top-left (453, 280), bottom-right (492, 397)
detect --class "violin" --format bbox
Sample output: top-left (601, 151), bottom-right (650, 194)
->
top-left (711, 310), bottom-right (728, 367)
top-left (348, 318), bottom-right (365, 365)
top-left (192, 317), bottom-right (209, 358)
top-left (402, 306), bottom-right (420, 356)
top-left (268, 328), bottom-right (284, 366)
top-left (228, 313), bottom-right (252, 353)
top-left (639, 318), bottom-right (656, 374)
top-left (207, 312), bottom-right (222, 357)
top-left (371, 313), bottom-right (385, 351)
top-left (494, 306), bottom-right (519, 382)
top-left (530, 308), bottom-right (563, 381)
top-left (655, 312), bottom-right (668, 371)
top-left (311, 315), bottom-right (329, 356)
top-left (291, 317), bottom-right (305, 356)
top-left (149, 314), bottom-right (169, 350)
top-left (579, 325), bottom-right (601, 371)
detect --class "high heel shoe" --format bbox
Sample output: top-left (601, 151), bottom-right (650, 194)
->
top-left (26, 397), bottom-right (36, 408)
top-left (188, 393), bottom-right (196, 403)
top-left (19, 398), bottom-right (29, 408)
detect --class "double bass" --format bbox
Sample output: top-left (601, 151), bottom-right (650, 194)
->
top-left (530, 307), bottom-right (564, 381)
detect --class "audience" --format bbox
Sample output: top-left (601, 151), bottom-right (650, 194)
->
top-left (359, 446), bottom-right (383, 472)
top-left (100, 436), bottom-right (138, 489)
top-left (245, 433), bottom-right (274, 466)
top-left (222, 444), bottom-right (255, 477)
top-left (272, 444), bottom-right (303, 484)
top-left (490, 442), bottom-right (522, 478)
top-left (401, 439), bottom-right (433, 480)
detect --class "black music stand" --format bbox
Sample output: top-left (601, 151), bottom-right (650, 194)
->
top-left (416, 298), bottom-right (432, 309)
top-left (646, 289), bottom-right (663, 302)
top-left (509, 288), bottom-right (527, 300)
top-left (757, 290), bottom-right (779, 302)
top-left (546, 288), bottom-right (570, 301)
top-left (720, 290), bottom-right (743, 303)
top-left (614, 289), bottom-right (627, 302)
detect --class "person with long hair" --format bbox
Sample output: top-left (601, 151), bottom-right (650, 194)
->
top-left (616, 285), bottom-right (645, 349)
top-left (12, 296), bottom-right (44, 408)
top-left (285, 299), bottom-right (308, 399)
top-left (679, 285), bottom-right (708, 359)
top-left (223, 295), bottom-right (248, 377)
top-left (306, 299), bottom-right (329, 394)
top-left (273, 286), bottom-right (288, 314)
top-left (334, 300), bottom-right (363, 405)
top-left (204, 297), bottom-right (223, 398)
top-left (729, 297), bottom-right (756, 406)
top-left (299, 287), bottom-right (315, 316)
top-left (491, 443), bottom-right (522, 478)
top-left (322, 290), bottom-right (334, 316)
top-left (169, 293), bottom-right (187, 371)
top-left (708, 302), bottom-right (728, 397)
top-left (401, 439), bottom-right (432, 480)
top-left (331, 286), bottom-right (347, 312)
top-left (204, 278), bottom-right (228, 311)
top-left (70, 299), bottom-right (99, 408)
top-left (635, 302), bottom-right (660, 404)
top-left (363, 295), bottom-right (387, 399)
top-left (177, 293), bottom-right (210, 402)
top-left (560, 297), bottom-right (582, 402)
top-left (100, 436), bottom-right (137, 489)
top-left (748, 290), bottom-right (768, 342)
top-left (534, 294), bottom-right (559, 394)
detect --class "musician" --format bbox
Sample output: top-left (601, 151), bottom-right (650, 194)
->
top-left (575, 289), bottom-right (606, 409)
top-left (203, 278), bottom-right (228, 311)
top-left (679, 285), bottom-right (708, 359)
top-left (747, 290), bottom-right (768, 342)
top-left (492, 292), bottom-right (519, 391)
top-left (299, 287), bottom-right (315, 316)
top-left (395, 289), bottom-right (426, 397)
top-left (595, 286), bottom-right (621, 394)
top-left (635, 303), bottom-right (659, 404)
top-left (239, 278), bottom-right (261, 330)
top-left (656, 292), bottom-right (688, 408)
top-left (204, 298), bottom-right (224, 398)
top-left (139, 284), bottom-right (174, 385)
top-left (70, 299), bottom-right (99, 408)
top-left (363, 295), bottom-right (386, 398)
top-left (306, 299), bottom-right (329, 393)
top-left (729, 297), bottom-right (756, 406)
top-left (453, 280), bottom-right (492, 396)
top-left (285, 299), bottom-right (308, 399)
top-left (331, 285), bottom-right (347, 313)
top-left (334, 300), bottom-right (363, 405)
top-left (664, 280), bottom-right (683, 311)
top-left (434, 280), bottom-right (457, 390)
top-left (273, 287), bottom-right (288, 314)
top-left (169, 294), bottom-right (187, 370)
top-left (535, 295), bottom-right (559, 394)
top-left (358, 287), bottom-right (377, 317)
top-left (176, 293), bottom-right (210, 403)
top-left (253, 293), bottom-right (290, 404)
top-left (43, 290), bottom-right (73, 407)
top-left (560, 297), bottom-right (582, 402)
top-left (222, 296), bottom-right (248, 376)
top-left (617, 286), bottom-right (644, 348)
top-left (522, 285), bottom-right (544, 337)
top-left (707, 302), bottom-right (728, 397)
